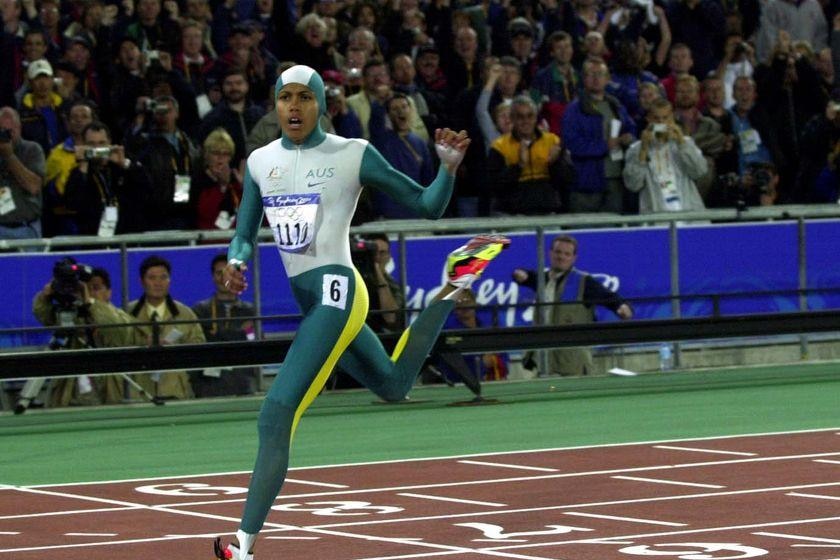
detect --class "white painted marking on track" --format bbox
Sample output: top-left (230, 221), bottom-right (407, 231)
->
top-left (563, 511), bottom-right (688, 527)
top-left (612, 475), bottom-right (725, 489)
top-left (786, 492), bottom-right (840, 501)
top-left (0, 506), bottom-right (139, 520)
top-left (458, 460), bottom-right (559, 472)
top-left (654, 445), bottom-right (757, 456)
top-left (398, 492), bottom-right (506, 507)
top-left (753, 531), bottom-right (840, 545)
top-left (286, 478), bottom-right (348, 488)
top-left (263, 536), bottom-right (321, 540)
top-left (815, 459), bottom-right (840, 465)
top-left (0, 532), bottom-right (20, 535)
top-left (64, 533), bottom-right (118, 537)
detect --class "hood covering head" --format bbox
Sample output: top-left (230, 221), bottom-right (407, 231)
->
top-left (274, 65), bottom-right (326, 116)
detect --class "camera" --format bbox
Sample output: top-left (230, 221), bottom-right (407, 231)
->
top-left (143, 98), bottom-right (158, 113)
top-left (50, 258), bottom-right (93, 311)
top-left (652, 123), bottom-right (668, 133)
top-left (326, 86), bottom-right (343, 100)
top-left (84, 146), bottom-right (111, 160)
top-left (146, 49), bottom-right (160, 61)
top-left (345, 67), bottom-right (362, 80)
top-left (0, 128), bottom-right (11, 142)
top-left (350, 238), bottom-right (379, 281)
top-left (748, 163), bottom-right (773, 195)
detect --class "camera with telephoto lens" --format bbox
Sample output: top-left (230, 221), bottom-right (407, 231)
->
top-left (50, 258), bottom-right (93, 311)
top-left (0, 128), bottom-right (11, 142)
top-left (350, 238), bottom-right (379, 283)
top-left (84, 146), bottom-right (111, 160)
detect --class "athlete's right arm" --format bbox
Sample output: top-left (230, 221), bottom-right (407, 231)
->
top-left (227, 165), bottom-right (264, 264)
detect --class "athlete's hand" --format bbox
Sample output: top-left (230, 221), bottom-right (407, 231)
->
top-left (435, 128), bottom-right (470, 175)
top-left (222, 261), bottom-right (248, 294)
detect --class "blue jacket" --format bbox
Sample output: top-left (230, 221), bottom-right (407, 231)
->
top-left (561, 92), bottom-right (636, 193)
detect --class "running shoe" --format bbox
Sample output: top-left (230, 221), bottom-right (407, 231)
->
top-left (446, 234), bottom-right (511, 289)
top-left (213, 537), bottom-right (253, 560)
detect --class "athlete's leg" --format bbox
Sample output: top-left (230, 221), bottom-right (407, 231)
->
top-left (228, 268), bottom-right (367, 558)
top-left (337, 235), bottom-right (510, 402)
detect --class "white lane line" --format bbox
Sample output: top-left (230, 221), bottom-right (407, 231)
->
top-left (815, 459), bottom-right (840, 465)
top-left (398, 493), bottom-right (506, 507)
top-left (0, 506), bottom-right (140, 520)
top-left (285, 478), bottom-right (348, 488)
top-left (563, 511), bottom-right (687, 527)
top-left (64, 533), bottom-right (118, 537)
top-left (458, 460), bottom-right (559, 473)
top-left (612, 476), bottom-right (725, 489)
top-left (264, 536), bottom-right (321, 540)
top-left (787, 492), bottom-right (840, 501)
top-left (754, 531), bottom-right (840, 545)
top-left (0, 533), bottom-right (19, 535)
top-left (654, 445), bottom-right (756, 457)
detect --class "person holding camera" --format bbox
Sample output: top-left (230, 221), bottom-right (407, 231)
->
top-left (0, 106), bottom-right (45, 241)
top-left (31, 261), bottom-right (141, 407)
top-left (124, 95), bottom-right (199, 230)
top-left (64, 121), bottom-right (151, 235)
top-left (623, 97), bottom-right (708, 213)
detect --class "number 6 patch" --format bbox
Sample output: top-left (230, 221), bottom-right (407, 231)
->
top-left (322, 274), bottom-right (349, 310)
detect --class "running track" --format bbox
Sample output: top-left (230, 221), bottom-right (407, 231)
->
top-left (2, 428), bottom-right (839, 559)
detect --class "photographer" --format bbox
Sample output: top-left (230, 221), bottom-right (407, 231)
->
top-left (623, 98), bottom-right (708, 213)
top-left (124, 95), bottom-right (199, 230)
top-left (64, 121), bottom-right (151, 235)
top-left (31, 260), bottom-right (141, 406)
top-left (709, 162), bottom-right (779, 208)
top-left (352, 233), bottom-right (405, 333)
top-left (0, 106), bottom-right (45, 241)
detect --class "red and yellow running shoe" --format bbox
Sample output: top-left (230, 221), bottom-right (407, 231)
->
top-left (446, 234), bottom-right (511, 289)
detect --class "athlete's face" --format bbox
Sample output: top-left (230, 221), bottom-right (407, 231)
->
top-left (276, 83), bottom-right (319, 144)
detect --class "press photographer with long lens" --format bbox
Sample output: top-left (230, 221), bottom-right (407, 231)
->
top-left (64, 121), bottom-right (152, 235)
top-left (710, 161), bottom-right (779, 209)
top-left (18, 259), bottom-right (145, 411)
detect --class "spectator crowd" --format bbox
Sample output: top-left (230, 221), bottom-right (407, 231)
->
top-left (2, 0), bottom-right (840, 241)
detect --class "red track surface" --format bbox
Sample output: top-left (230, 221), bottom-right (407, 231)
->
top-left (2, 429), bottom-right (839, 559)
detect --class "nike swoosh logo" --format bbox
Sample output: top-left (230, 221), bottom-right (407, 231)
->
top-left (307, 181), bottom-right (326, 188)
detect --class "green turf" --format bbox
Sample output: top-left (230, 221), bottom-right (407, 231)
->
top-left (2, 362), bottom-right (838, 486)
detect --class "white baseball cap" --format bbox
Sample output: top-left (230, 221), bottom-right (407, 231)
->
top-left (27, 59), bottom-right (53, 80)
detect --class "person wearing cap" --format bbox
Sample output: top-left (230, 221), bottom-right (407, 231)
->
top-left (63, 35), bottom-right (102, 105)
top-left (506, 17), bottom-right (539, 90)
top-left (0, 106), bottom-right (46, 240)
top-left (18, 59), bottom-right (65, 155)
top-left (213, 64), bottom-right (508, 560)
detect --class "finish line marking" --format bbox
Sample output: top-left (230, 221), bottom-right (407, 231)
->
top-left (786, 492), bottom-right (840, 501)
top-left (654, 445), bottom-right (757, 456)
top-left (563, 512), bottom-right (687, 527)
top-left (612, 476), bottom-right (726, 489)
top-left (398, 493), bottom-right (506, 507)
top-left (457, 460), bottom-right (559, 473)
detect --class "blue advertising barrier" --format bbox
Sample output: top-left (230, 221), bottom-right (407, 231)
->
top-left (3, 220), bottom-right (839, 348)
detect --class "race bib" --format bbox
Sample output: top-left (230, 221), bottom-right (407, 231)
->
top-left (97, 205), bottom-right (118, 237)
top-left (0, 186), bottom-right (16, 215)
top-left (658, 179), bottom-right (682, 211)
top-left (173, 174), bottom-right (191, 203)
top-left (739, 128), bottom-right (761, 154)
top-left (263, 193), bottom-right (320, 253)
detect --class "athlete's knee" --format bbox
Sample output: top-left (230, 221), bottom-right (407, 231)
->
top-left (257, 398), bottom-right (296, 436)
